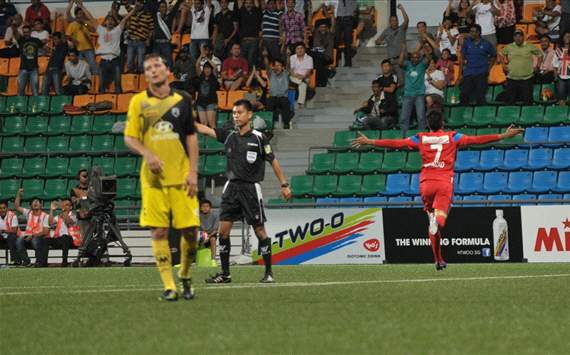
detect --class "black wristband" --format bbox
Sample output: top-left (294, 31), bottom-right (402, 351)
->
top-left (281, 183), bottom-right (289, 188)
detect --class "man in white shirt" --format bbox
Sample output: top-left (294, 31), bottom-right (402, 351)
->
top-left (471, 0), bottom-right (499, 47)
top-left (63, 49), bottom-right (91, 95)
top-left (424, 59), bottom-right (447, 110)
top-left (189, 0), bottom-right (213, 60)
top-left (0, 200), bottom-right (20, 265)
top-left (48, 198), bottom-right (79, 267)
top-left (14, 189), bottom-right (50, 267)
top-left (436, 17), bottom-right (459, 60)
top-left (97, 10), bottom-right (133, 93)
top-left (31, 19), bottom-right (48, 55)
top-left (289, 43), bottom-right (314, 106)
top-left (535, 0), bottom-right (561, 40)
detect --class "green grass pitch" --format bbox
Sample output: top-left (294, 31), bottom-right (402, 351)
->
top-left (1, 263), bottom-right (569, 355)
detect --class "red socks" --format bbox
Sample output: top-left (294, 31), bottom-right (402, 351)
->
top-left (428, 230), bottom-right (444, 264)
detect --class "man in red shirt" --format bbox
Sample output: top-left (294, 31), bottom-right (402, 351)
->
top-left (221, 43), bottom-right (249, 90)
top-left (25, 0), bottom-right (51, 29)
top-left (353, 110), bottom-right (524, 270)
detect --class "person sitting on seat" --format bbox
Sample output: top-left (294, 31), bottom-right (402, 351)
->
top-left (0, 200), bottom-right (21, 266)
top-left (14, 189), bottom-right (50, 267)
top-left (353, 79), bottom-right (397, 130)
top-left (63, 49), bottom-right (91, 95)
top-left (48, 198), bottom-right (80, 267)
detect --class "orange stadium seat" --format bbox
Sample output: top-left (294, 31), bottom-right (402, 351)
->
top-left (0, 58), bottom-right (9, 76)
top-left (138, 75), bottom-right (148, 91)
top-left (112, 93), bottom-right (134, 114)
top-left (68, 94), bottom-right (95, 115)
top-left (522, 3), bottom-right (543, 23)
top-left (226, 90), bottom-right (247, 109)
top-left (121, 74), bottom-right (139, 93)
top-left (216, 90), bottom-right (228, 110)
top-left (488, 63), bottom-right (507, 85)
top-left (8, 57), bottom-right (20, 76)
top-left (3, 77), bottom-right (18, 96)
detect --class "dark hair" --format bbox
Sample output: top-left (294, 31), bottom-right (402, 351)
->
top-left (441, 48), bottom-right (452, 55)
top-left (78, 169), bottom-right (88, 177)
top-left (273, 57), bottom-right (286, 66)
top-left (371, 79), bottom-right (380, 86)
top-left (22, 25), bottom-right (31, 31)
top-left (427, 110), bottom-right (444, 131)
top-left (201, 41), bottom-right (212, 50)
top-left (30, 198), bottom-right (42, 205)
top-left (144, 53), bottom-right (167, 65)
top-left (104, 15), bottom-right (117, 24)
top-left (61, 197), bottom-right (72, 204)
top-left (74, 7), bottom-right (84, 16)
top-left (381, 59), bottom-right (392, 66)
top-left (539, 34), bottom-right (551, 42)
top-left (200, 199), bottom-right (212, 207)
top-left (417, 21), bottom-right (427, 27)
top-left (0, 200), bottom-right (8, 206)
top-left (470, 24), bottom-right (482, 34)
top-left (233, 99), bottom-right (253, 112)
top-left (294, 42), bottom-right (305, 50)
top-left (68, 48), bottom-right (79, 56)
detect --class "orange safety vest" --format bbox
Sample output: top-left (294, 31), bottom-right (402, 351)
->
top-left (24, 210), bottom-right (48, 236)
top-left (2, 210), bottom-right (20, 236)
top-left (53, 214), bottom-right (81, 247)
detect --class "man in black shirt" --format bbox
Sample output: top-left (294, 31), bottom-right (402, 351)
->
top-left (42, 31), bottom-right (68, 95)
top-left (212, 0), bottom-right (238, 59)
top-left (15, 25), bottom-right (42, 96)
top-left (238, 0), bottom-right (262, 69)
top-left (0, 0), bottom-right (17, 37)
top-left (196, 99), bottom-right (291, 283)
top-left (375, 59), bottom-right (398, 114)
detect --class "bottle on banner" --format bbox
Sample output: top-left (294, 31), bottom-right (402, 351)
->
top-left (493, 209), bottom-right (509, 261)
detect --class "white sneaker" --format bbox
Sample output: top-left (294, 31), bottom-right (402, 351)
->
top-left (428, 212), bottom-right (438, 235)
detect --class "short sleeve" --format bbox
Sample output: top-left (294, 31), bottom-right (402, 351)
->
top-left (65, 22), bottom-right (74, 37)
top-left (261, 133), bottom-right (275, 162)
top-left (10, 215), bottom-right (18, 228)
top-left (124, 94), bottom-right (142, 139)
top-left (22, 208), bottom-right (30, 217)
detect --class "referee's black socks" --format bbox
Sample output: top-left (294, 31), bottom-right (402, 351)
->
top-left (259, 238), bottom-right (272, 274)
top-left (219, 236), bottom-right (231, 276)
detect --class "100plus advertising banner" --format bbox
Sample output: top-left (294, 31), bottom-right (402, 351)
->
top-left (254, 209), bottom-right (385, 265)
top-left (521, 205), bottom-right (570, 262)
top-left (382, 207), bottom-right (524, 263)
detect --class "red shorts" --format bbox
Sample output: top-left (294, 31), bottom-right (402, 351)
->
top-left (420, 181), bottom-right (453, 213)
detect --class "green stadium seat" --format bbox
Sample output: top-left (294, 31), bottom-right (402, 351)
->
top-left (23, 116), bottom-right (48, 136)
top-left (495, 106), bottom-right (521, 127)
top-left (198, 155), bottom-right (205, 174)
top-left (405, 129), bottom-right (421, 138)
top-left (470, 106), bottom-right (496, 127)
top-left (544, 106), bottom-right (569, 125)
top-left (403, 151), bottom-right (422, 172)
top-left (117, 178), bottom-right (138, 198)
top-left (22, 157), bottom-right (46, 177)
top-left (0, 97), bottom-right (6, 113)
top-left (21, 178), bottom-right (45, 199)
top-left (0, 178), bottom-right (20, 200)
top-left (24, 136), bottom-right (47, 153)
top-left (45, 157), bottom-right (69, 177)
top-left (355, 152), bottom-right (383, 174)
top-left (114, 199), bottom-right (139, 219)
top-left (518, 106), bottom-right (544, 126)
top-left (312, 175), bottom-right (338, 196)
top-left (489, 85), bottom-right (504, 105)
top-left (501, 131), bottom-right (524, 146)
top-left (291, 197), bottom-right (315, 204)
top-left (485, 86), bottom-right (494, 103)
top-left (69, 135), bottom-right (92, 152)
top-left (91, 135), bottom-right (114, 152)
top-left (307, 153), bottom-right (335, 174)
top-left (332, 152), bottom-right (359, 174)
top-left (381, 130), bottom-right (402, 139)
top-left (114, 135), bottom-right (128, 152)
top-left (456, 128), bottom-right (476, 136)
top-left (447, 107), bottom-right (473, 128)
top-left (47, 136), bottom-right (69, 152)
top-left (267, 197), bottom-right (289, 206)
top-left (44, 178), bottom-right (68, 200)
top-left (202, 155), bottom-right (227, 176)
top-left (93, 156), bottom-right (115, 173)
top-left (254, 111), bottom-right (273, 130)
top-left (216, 111), bottom-right (230, 127)
top-left (360, 174), bottom-right (386, 196)
top-left (444, 86), bottom-right (460, 106)
top-left (291, 175), bottom-right (314, 196)
top-left (204, 136), bottom-right (224, 152)
top-left (2, 115), bottom-right (26, 135)
top-left (26, 96), bottom-right (50, 115)
top-left (380, 151), bottom-right (406, 172)
top-left (69, 115), bottom-right (93, 134)
top-left (91, 115), bottom-right (116, 133)
top-left (1, 136), bottom-right (24, 153)
top-left (360, 130), bottom-right (381, 139)
top-left (333, 130), bottom-right (356, 149)
top-left (47, 115), bottom-right (71, 135)
top-left (2, 96), bottom-right (28, 115)
top-left (534, 83), bottom-right (556, 104)
top-left (68, 157), bottom-right (91, 176)
top-left (66, 179), bottom-right (79, 194)
top-left (198, 134), bottom-right (207, 149)
top-left (0, 157), bottom-right (23, 177)
top-left (474, 128), bottom-right (500, 148)
top-left (115, 156), bottom-right (138, 176)
top-left (48, 96), bottom-right (72, 114)
top-left (334, 175), bottom-right (362, 196)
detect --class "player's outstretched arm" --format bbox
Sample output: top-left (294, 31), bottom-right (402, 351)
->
top-left (271, 159), bottom-right (292, 200)
top-left (352, 132), bottom-right (418, 150)
top-left (195, 123), bottom-right (218, 139)
top-left (459, 124), bottom-right (524, 146)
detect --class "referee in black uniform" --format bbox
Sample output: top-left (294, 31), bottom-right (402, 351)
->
top-left (196, 99), bottom-right (291, 283)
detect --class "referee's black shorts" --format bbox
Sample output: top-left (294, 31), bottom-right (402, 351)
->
top-left (219, 180), bottom-right (266, 227)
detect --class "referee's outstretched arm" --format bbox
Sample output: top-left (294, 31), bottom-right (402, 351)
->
top-left (195, 123), bottom-right (217, 139)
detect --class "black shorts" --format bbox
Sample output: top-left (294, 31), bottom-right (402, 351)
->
top-left (219, 180), bottom-right (266, 227)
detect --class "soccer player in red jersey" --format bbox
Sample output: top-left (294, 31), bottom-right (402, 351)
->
top-left (352, 110), bottom-right (524, 270)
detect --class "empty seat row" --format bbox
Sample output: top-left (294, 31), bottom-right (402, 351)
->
top-left (291, 174), bottom-right (387, 197)
top-left (456, 147), bottom-right (569, 171)
top-left (444, 83), bottom-right (558, 107)
top-left (308, 151), bottom-right (422, 174)
top-left (456, 171), bottom-right (570, 194)
top-left (446, 105), bottom-right (570, 128)
top-left (1, 135), bottom-right (128, 154)
top-left (0, 96), bottom-right (72, 115)
top-left (1, 115), bottom-right (123, 136)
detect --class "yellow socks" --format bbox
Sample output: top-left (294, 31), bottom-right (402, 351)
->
top-left (152, 238), bottom-right (176, 291)
top-left (179, 234), bottom-right (197, 280)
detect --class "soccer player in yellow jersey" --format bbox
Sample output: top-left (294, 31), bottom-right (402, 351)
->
top-left (124, 53), bottom-right (200, 301)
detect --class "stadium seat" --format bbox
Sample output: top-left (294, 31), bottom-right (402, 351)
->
top-left (0, 178), bottom-right (20, 200)
top-left (216, 111), bottom-right (230, 127)
top-left (550, 148), bottom-right (570, 170)
top-left (544, 106), bottom-right (569, 125)
top-left (47, 115), bottom-right (71, 135)
top-left (381, 151), bottom-right (406, 172)
top-left (384, 173), bottom-right (410, 196)
top-left (69, 135), bottom-right (92, 152)
top-left (444, 86), bottom-right (460, 106)
top-left (202, 155), bottom-right (227, 176)
top-left (501, 130), bottom-right (524, 145)
top-left (478, 149), bottom-right (504, 171)
top-left (526, 148), bottom-right (553, 170)
top-left (47, 136), bottom-right (69, 152)
top-left (203, 136), bottom-right (224, 152)
top-left (334, 175), bottom-right (362, 196)
top-left (489, 85), bottom-right (504, 105)
top-left (26, 96), bottom-right (50, 115)
top-left (523, 127), bottom-right (549, 145)
top-left (22, 157), bottom-right (46, 177)
top-left (115, 157), bottom-right (138, 176)
top-left (447, 106), bottom-right (473, 128)
top-left (21, 178), bottom-right (45, 199)
top-left (111, 94), bottom-right (134, 114)
top-left (457, 172), bottom-right (484, 194)
top-left (45, 157), bottom-right (69, 177)
top-left (117, 178), bottom-right (138, 199)
top-left (308, 153), bottom-right (335, 174)
top-left (333, 130), bottom-right (356, 149)
top-left (529, 171), bottom-right (557, 193)
top-left (495, 106), bottom-right (520, 127)
top-left (291, 175), bottom-right (314, 196)
top-left (68, 157), bottom-right (91, 176)
top-left (387, 196), bottom-right (412, 206)
top-left (69, 115), bottom-right (93, 134)
top-left (407, 173), bottom-right (420, 195)
top-left (91, 135), bottom-right (115, 152)
top-left (338, 197), bottom-right (363, 204)
top-left (363, 196), bottom-right (387, 204)
top-left (1, 115), bottom-right (25, 135)
top-left (403, 152), bottom-right (422, 172)
top-left (360, 174), bottom-right (386, 195)
top-left (381, 130), bottom-right (403, 139)
top-left (24, 136), bottom-right (47, 153)
top-left (500, 149), bottom-right (528, 170)
top-left (506, 171), bottom-right (532, 193)
top-left (1, 136), bottom-right (24, 153)
top-left (537, 194), bottom-right (563, 204)
top-left (474, 128), bottom-right (500, 148)
top-left (482, 172), bottom-right (508, 194)
top-left (44, 178), bottom-right (68, 200)
top-left (23, 116), bottom-right (48, 136)
top-left (355, 152), bottom-right (383, 174)
top-left (316, 197), bottom-right (339, 206)
top-left (462, 195), bottom-right (486, 207)
top-left (253, 111), bottom-right (273, 131)
top-left (47, 96), bottom-right (72, 114)
top-left (547, 126), bottom-right (570, 147)
top-left (71, 95), bottom-right (95, 110)
top-left (312, 175), bottom-right (338, 196)
top-left (332, 152), bottom-right (359, 174)
top-left (511, 193), bottom-right (537, 204)
top-left (554, 171), bottom-right (570, 193)
top-left (93, 157), bottom-right (115, 173)
top-left (114, 135), bottom-right (129, 152)
top-left (121, 74), bottom-right (139, 93)
top-left (92, 115), bottom-right (116, 133)
top-left (518, 106), bottom-right (544, 126)
top-left (2, 96), bottom-right (28, 115)
top-left (470, 106), bottom-right (496, 127)
top-left (487, 194), bottom-right (512, 207)
top-left (0, 157), bottom-right (23, 178)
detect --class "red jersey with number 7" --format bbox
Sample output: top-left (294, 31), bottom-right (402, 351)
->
top-left (372, 130), bottom-right (503, 184)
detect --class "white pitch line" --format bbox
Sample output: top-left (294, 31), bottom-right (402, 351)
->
top-left (1, 273), bottom-right (569, 296)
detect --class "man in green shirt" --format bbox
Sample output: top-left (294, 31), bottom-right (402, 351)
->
top-left (398, 44), bottom-right (429, 136)
top-left (502, 29), bottom-right (542, 104)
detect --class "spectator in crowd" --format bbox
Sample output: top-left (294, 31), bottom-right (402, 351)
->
top-left (199, 200), bottom-right (219, 266)
top-left (265, 57), bottom-right (293, 129)
top-left (311, 18), bottom-right (334, 87)
top-left (244, 66), bottom-right (267, 111)
top-left (294, 0), bottom-right (312, 22)
top-left (354, 79), bottom-right (397, 130)
top-left (126, 0), bottom-right (154, 73)
top-left (63, 49), bottom-right (91, 95)
top-left (554, 32), bottom-right (570, 104)
top-left (471, 0), bottom-right (499, 47)
top-left (65, 1), bottom-right (99, 75)
top-left (48, 199), bottom-right (78, 267)
top-left (0, 0), bottom-right (17, 37)
top-left (261, 0), bottom-right (283, 62)
top-left (460, 24), bottom-right (496, 105)
top-left (495, 0), bottom-right (516, 45)
top-left (535, 35), bottom-right (556, 84)
top-left (0, 14), bottom-right (23, 58)
top-left (375, 4), bottom-right (409, 84)
top-left (42, 32), bottom-right (68, 96)
top-left (0, 200), bottom-right (21, 266)
top-left (186, 0), bottom-right (213, 60)
top-left (97, 11), bottom-right (133, 94)
top-left (561, 0), bottom-right (570, 38)
top-left (153, 1), bottom-right (174, 68)
top-left (421, 40), bottom-right (441, 61)
top-left (194, 62), bottom-right (219, 127)
top-left (238, 0), bottom-right (263, 69)
top-left (31, 19), bottom-right (48, 55)
top-left (535, 0), bottom-right (561, 41)
top-left (171, 46), bottom-right (196, 92)
top-left (437, 48), bottom-right (456, 84)
top-left (415, 21), bottom-right (436, 53)
top-left (70, 169), bottom-right (89, 240)
top-left (436, 17), bottom-right (459, 60)
top-left (213, 0), bottom-right (238, 59)
top-left (196, 41), bottom-right (222, 76)
top-left (281, 0), bottom-right (305, 54)
top-left (375, 59), bottom-right (399, 110)
top-left (502, 29), bottom-right (542, 104)
top-left (335, 0), bottom-right (357, 67)
top-left (25, 0), bottom-right (50, 29)
top-left (398, 44), bottom-right (429, 136)
top-left (445, 0), bottom-right (474, 34)
top-left (15, 25), bottom-right (42, 96)
top-left (14, 189), bottom-right (49, 268)
top-left (108, 0), bottom-right (130, 23)
top-left (289, 42), bottom-right (313, 107)
top-left (221, 42), bottom-right (248, 90)
top-left (425, 58), bottom-right (447, 109)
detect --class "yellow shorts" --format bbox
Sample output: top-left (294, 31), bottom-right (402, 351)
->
top-left (140, 185), bottom-right (200, 230)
